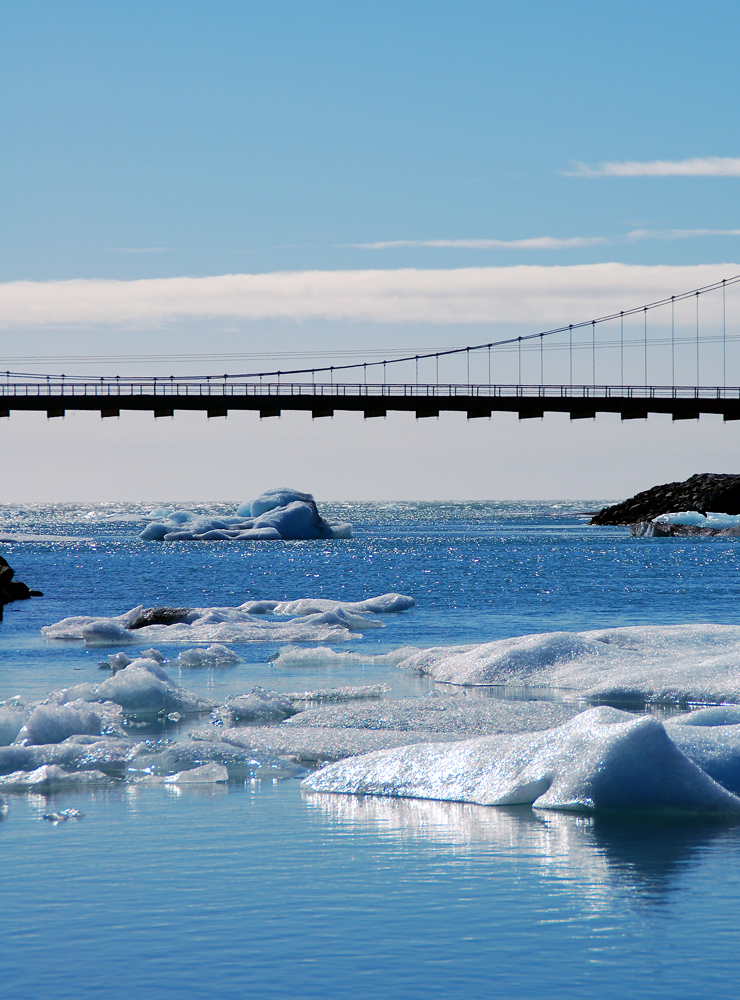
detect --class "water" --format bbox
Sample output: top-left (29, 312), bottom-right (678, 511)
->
top-left (2, 501), bottom-right (740, 999)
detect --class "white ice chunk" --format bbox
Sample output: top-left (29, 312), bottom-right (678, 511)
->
top-left (141, 488), bottom-right (352, 541)
top-left (670, 706), bottom-right (740, 727)
top-left (285, 694), bottom-right (577, 736)
top-left (41, 595), bottom-right (403, 645)
top-left (0, 708), bottom-right (26, 746)
top-left (269, 644), bottom-right (420, 668)
top-left (174, 644), bottom-right (244, 667)
top-left (303, 707), bottom-right (740, 813)
top-left (217, 688), bottom-right (295, 724)
top-left (97, 661), bottom-right (214, 716)
top-left (241, 488), bottom-right (315, 517)
top-left (42, 606), bottom-right (144, 643)
top-left (655, 511), bottom-right (740, 528)
top-left (15, 702), bottom-right (102, 746)
top-left (399, 624), bottom-right (740, 705)
top-left (0, 764), bottom-right (114, 791)
top-left (165, 762), bottom-right (228, 784)
top-left (271, 594), bottom-right (415, 616)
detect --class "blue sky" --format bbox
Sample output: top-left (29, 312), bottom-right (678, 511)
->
top-left (3, 0), bottom-right (739, 279)
top-left (2, 1), bottom-right (740, 500)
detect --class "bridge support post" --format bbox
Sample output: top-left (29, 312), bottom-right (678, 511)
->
top-left (46, 408), bottom-right (65, 419)
top-left (154, 407), bottom-right (174, 418)
top-left (207, 407), bottom-right (228, 419)
top-left (100, 408), bottom-right (120, 419)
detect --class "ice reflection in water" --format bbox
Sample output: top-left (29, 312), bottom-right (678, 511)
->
top-left (304, 791), bottom-right (740, 900)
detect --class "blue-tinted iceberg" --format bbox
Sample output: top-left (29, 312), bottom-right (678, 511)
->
top-left (399, 623), bottom-right (740, 705)
top-left (303, 706), bottom-right (740, 814)
top-left (140, 488), bottom-right (352, 541)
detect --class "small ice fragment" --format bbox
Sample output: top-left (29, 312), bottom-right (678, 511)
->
top-left (166, 762), bottom-right (228, 784)
top-left (175, 644), bottom-right (243, 668)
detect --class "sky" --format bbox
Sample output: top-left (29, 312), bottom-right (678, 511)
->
top-left (1, 0), bottom-right (740, 501)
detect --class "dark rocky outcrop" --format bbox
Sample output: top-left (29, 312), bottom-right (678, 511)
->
top-left (129, 607), bottom-right (196, 630)
top-left (590, 473), bottom-right (740, 525)
top-left (0, 556), bottom-right (43, 614)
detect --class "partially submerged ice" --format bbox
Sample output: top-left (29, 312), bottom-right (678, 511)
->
top-left (303, 706), bottom-right (740, 814)
top-left (398, 623), bottom-right (740, 706)
top-left (139, 488), bottom-right (352, 541)
top-left (41, 592), bottom-right (414, 646)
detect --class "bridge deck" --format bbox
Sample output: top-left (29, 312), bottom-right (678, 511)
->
top-left (1, 381), bottom-right (739, 420)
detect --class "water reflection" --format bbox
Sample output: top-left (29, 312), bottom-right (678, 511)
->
top-left (304, 792), bottom-right (740, 899)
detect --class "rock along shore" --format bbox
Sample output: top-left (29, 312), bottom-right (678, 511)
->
top-left (590, 473), bottom-right (740, 526)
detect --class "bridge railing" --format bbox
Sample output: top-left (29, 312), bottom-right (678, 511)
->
top-left (1, 379), bottom-right (740, 400)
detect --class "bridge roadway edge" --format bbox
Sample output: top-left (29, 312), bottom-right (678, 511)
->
top-left (1, 392), bottom-right (740, 421)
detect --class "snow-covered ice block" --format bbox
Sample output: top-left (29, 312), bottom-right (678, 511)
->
top-left (16, 702), bottom-right (102, 746)
top-left (191, 724), bottom-right (469, 765)
top-left (285, 685), bottom-right (390, 703)
top-left (303, 707), bottom-right (740, 814)
top-left (174, 644), bottom-right (243, 667)
top-left (41, 596), bottom-right (404, 645)
top-left (218, 688), bottom-right (296, 724)
top-left (165, 762), bottom-right (229, 784)
top-left (0, 737), bottom-right (137, 777)
top-left (0, 707), bottom-right (26, 746)
top-left (140, 488), bottom-right (352, 541)
top-left (97, 660), bottom-right (214, 716)
top-left (398, 624), bottom-right (740, 705)
top-left (655, 511), bottom-right (740, 528)
top-left (0, 764), bottom-right (115, 791)
top-left (269, 644), bottom-right (419, 668)
top-left (42, 606), bottom-right (144, 643)
top-left (127, 739), bottom-right (305, 780)
top-left (284, 695), bottom-right (577, 736)
top-left (270, 594), bottom-right (415, 616)
top-left (239, 488), bottom-right (315, 518)
top-left (670, 706), bottom-right (740, 727)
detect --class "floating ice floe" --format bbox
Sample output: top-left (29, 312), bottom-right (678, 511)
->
top-left (0, 764), bottom-right (115, 791)
top-left (398, 623), bottom-right (740, 705)
top-left (165, 762), bottom-right (229, 784)
top-left (139, 487), bottom-right (352, 541)
top-left (302, 706), bottom-right (740, 814)
top-left (654, 511), bottom-right (740, 528)
top-left (173, 644), bottom-right (244, 668)
top-left (284, 694), bottom-right (577, 737)
top-left (41, 592), bottom-right (413, 646)
top-left (269, 643), bottom-right (419, 668)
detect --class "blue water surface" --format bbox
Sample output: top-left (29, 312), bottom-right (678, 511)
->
top-left (2, 501), bottom-right (740, 999)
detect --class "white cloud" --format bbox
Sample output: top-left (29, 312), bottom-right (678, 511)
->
top-left (107, 247), bottom-right (171, 254)
top-left (565, 157), bottom-right (740, 178)
top-left (352, 229), bottom-right (740, 251)
top-left (352, 236), bottom-right (606, 250)
top-left (0, 264), bottom-right (738, 329)
top-left (626, 228), bottom-right (740, 241)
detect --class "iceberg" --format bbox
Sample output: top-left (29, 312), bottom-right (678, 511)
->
top-left (42, 592), bottom-right (413, 646)
top-left (398, 623), bottom-right (740, 705)
top-left (140, 488), bottom-right (352, 541)
top-left (303, 707), bottom-right (740, 814)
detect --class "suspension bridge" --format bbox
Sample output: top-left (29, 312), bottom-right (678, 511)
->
top-left (2, 275), bottom-right (740, 422)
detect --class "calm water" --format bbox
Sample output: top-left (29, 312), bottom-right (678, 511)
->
top-left (2, 501), bottom-right (740, 999)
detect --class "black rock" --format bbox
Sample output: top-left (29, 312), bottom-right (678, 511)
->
top-left (590, 473), bottom-right (740, 525)
top-left (0, 556), bottom-right (43, 611)
top-left (129, 606), bottom-right (195, 629)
